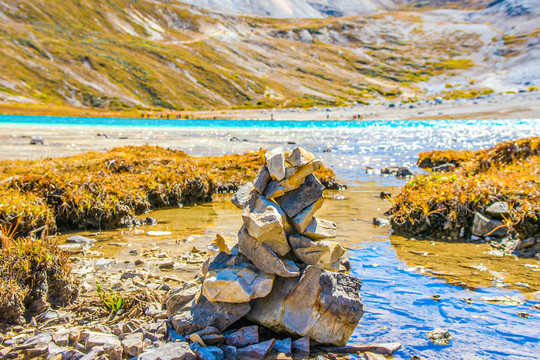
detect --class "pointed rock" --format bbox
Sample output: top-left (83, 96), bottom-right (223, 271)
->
top-left (266, 147), bottom-right (286, 181)
top-left (303, 218), bottom-right (337, 240)
top-left (485, 202), bottom-right (509, 220)
top-left (291, 197), bottom-right (323, 233)
top-left (238, 226), bottom-right (300, 277)
top-left (203, 267), bottom-right (274, 303)
top-left (274, 175), bottom-right (325, 218)
top-left (253, 166), bottom-right (271, 194)
top-left (242, 195), bottom-right (290, 256)
top-left (248, 266), bottom-right (363, 346)
top-left (286, 147), bottom-right (316, 167)
top-left (289, 235), bottom-right (345, 271)
top-left (237, 339), bottom-right (275, 360)
top-left (292, 336), bottom-right (310, 355)
top-left (231, 182), bottom-right (258, 209)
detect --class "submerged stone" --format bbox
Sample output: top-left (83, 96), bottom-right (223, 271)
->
top-left (426, 328), bottom-right (452, 346)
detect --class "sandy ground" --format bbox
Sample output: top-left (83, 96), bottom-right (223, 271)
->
top-left (0, 92), bottom-right (539, 161)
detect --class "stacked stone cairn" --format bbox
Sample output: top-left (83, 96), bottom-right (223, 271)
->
top-left (165, 147), bottom-right (364, 359)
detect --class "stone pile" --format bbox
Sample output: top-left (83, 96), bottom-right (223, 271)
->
top-left (165, 147), bottom-right (366, 359)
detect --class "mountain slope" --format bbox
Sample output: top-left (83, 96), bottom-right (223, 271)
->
top-left (0, 0), bottom-right (537, 112)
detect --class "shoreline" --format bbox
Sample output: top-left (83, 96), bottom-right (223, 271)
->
top-left (0, 92), bottom-right (539, 122)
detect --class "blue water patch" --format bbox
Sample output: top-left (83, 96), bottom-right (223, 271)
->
top-left (0, 114), bottom-right (539, 130)
top-left (349, 241), bottom-right (540, 359)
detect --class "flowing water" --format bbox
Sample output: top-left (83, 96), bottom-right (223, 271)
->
top-left (4, 116), bottom-right (539, 359)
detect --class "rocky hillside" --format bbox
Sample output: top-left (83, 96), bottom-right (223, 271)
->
top-left (0, 0), bottom-right (537, 112)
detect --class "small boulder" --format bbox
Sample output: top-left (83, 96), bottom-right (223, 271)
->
top-left (485, 202), bottom-right (510, 220)
top-left (231, 183), bottom-right (258, 209)
top-left (202, 267), bottom-right (274, 303)
top-left (265, 147), bottom-right (286, 181)
top-left (248, 266), bottom-right (363, 346)
top-left (224, 325), bottom-right (259, 347)
top-left (303, 218), bottom-right (337, 240)
top-left (472, 212), bottom-right (507, 238)
top-left (190, 343), bottom-right (224, 360)
top-left (238, 226), bottom-right (300, 277)
top-left (373, 217), bottom-right (390, 226)
top-left (292, 336), bottom-right (310, 355)
top-left (80, 331), bottom-right (121, 352)
top-left (289, 235), bottom-right (345, 271)
top-left (166, 282), bottom-right (201, 316)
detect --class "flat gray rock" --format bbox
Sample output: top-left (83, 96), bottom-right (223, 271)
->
top-left (485, 202), bottom-right (509, 220)
top-left (289, 235), bottom-right (345, 271)
top-left (138, 341), bottom-right (196, 360)
top-left (224, 325), bottom-right (259, 347)
top-left (66, 235), bottom-right (96, 244)
top-left (202, 266), bottom-right (274, 303)
top-left (237, 339), bottom-right (275, 360)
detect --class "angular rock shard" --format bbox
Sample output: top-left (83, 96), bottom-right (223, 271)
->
top-left (286, 147), bottom-right (316, 167)
top-left (238, 226), bottom-right (300, 277)
top-left (275, 175), bottom-right (325, 218)
top-left (169, 294), bottom-right (251, 336)
top-left (253, 166), bottom-right (271, 194)
top-left (264, 160), bottom-right (322, 199)
top-left (202, 267), bottom-right (274, 303)
top-left (224, 325), bottom-right (259, 347)
top-left (237, 339), bottom-right (275, 360)
top-left (265, 147), bottom-right (286, 181)
top-left (248, 266), bottom-right (363, 346)
top-left (291, 197), bottom-right (323, 233)
top-left (242, 195), bottom-right (290, 256)
top-left (289, 235), bottom-right (345, 271)
top-left (232, 182), bottom-right (258, 209)
top-left (304, 217), bottom-right (337, 240)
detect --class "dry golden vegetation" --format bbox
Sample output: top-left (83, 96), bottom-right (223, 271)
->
top-left (0, 146), bottom-right (338, 237)
top-left (0, 0), bottom-right (488, 113)
top-left (0, 226), bottom-right (77, 324)
top-left (390, 137), bottom-right (540, 240)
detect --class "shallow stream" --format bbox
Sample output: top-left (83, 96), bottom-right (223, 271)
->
top-left (41, 117), bottom-right (540, 359)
